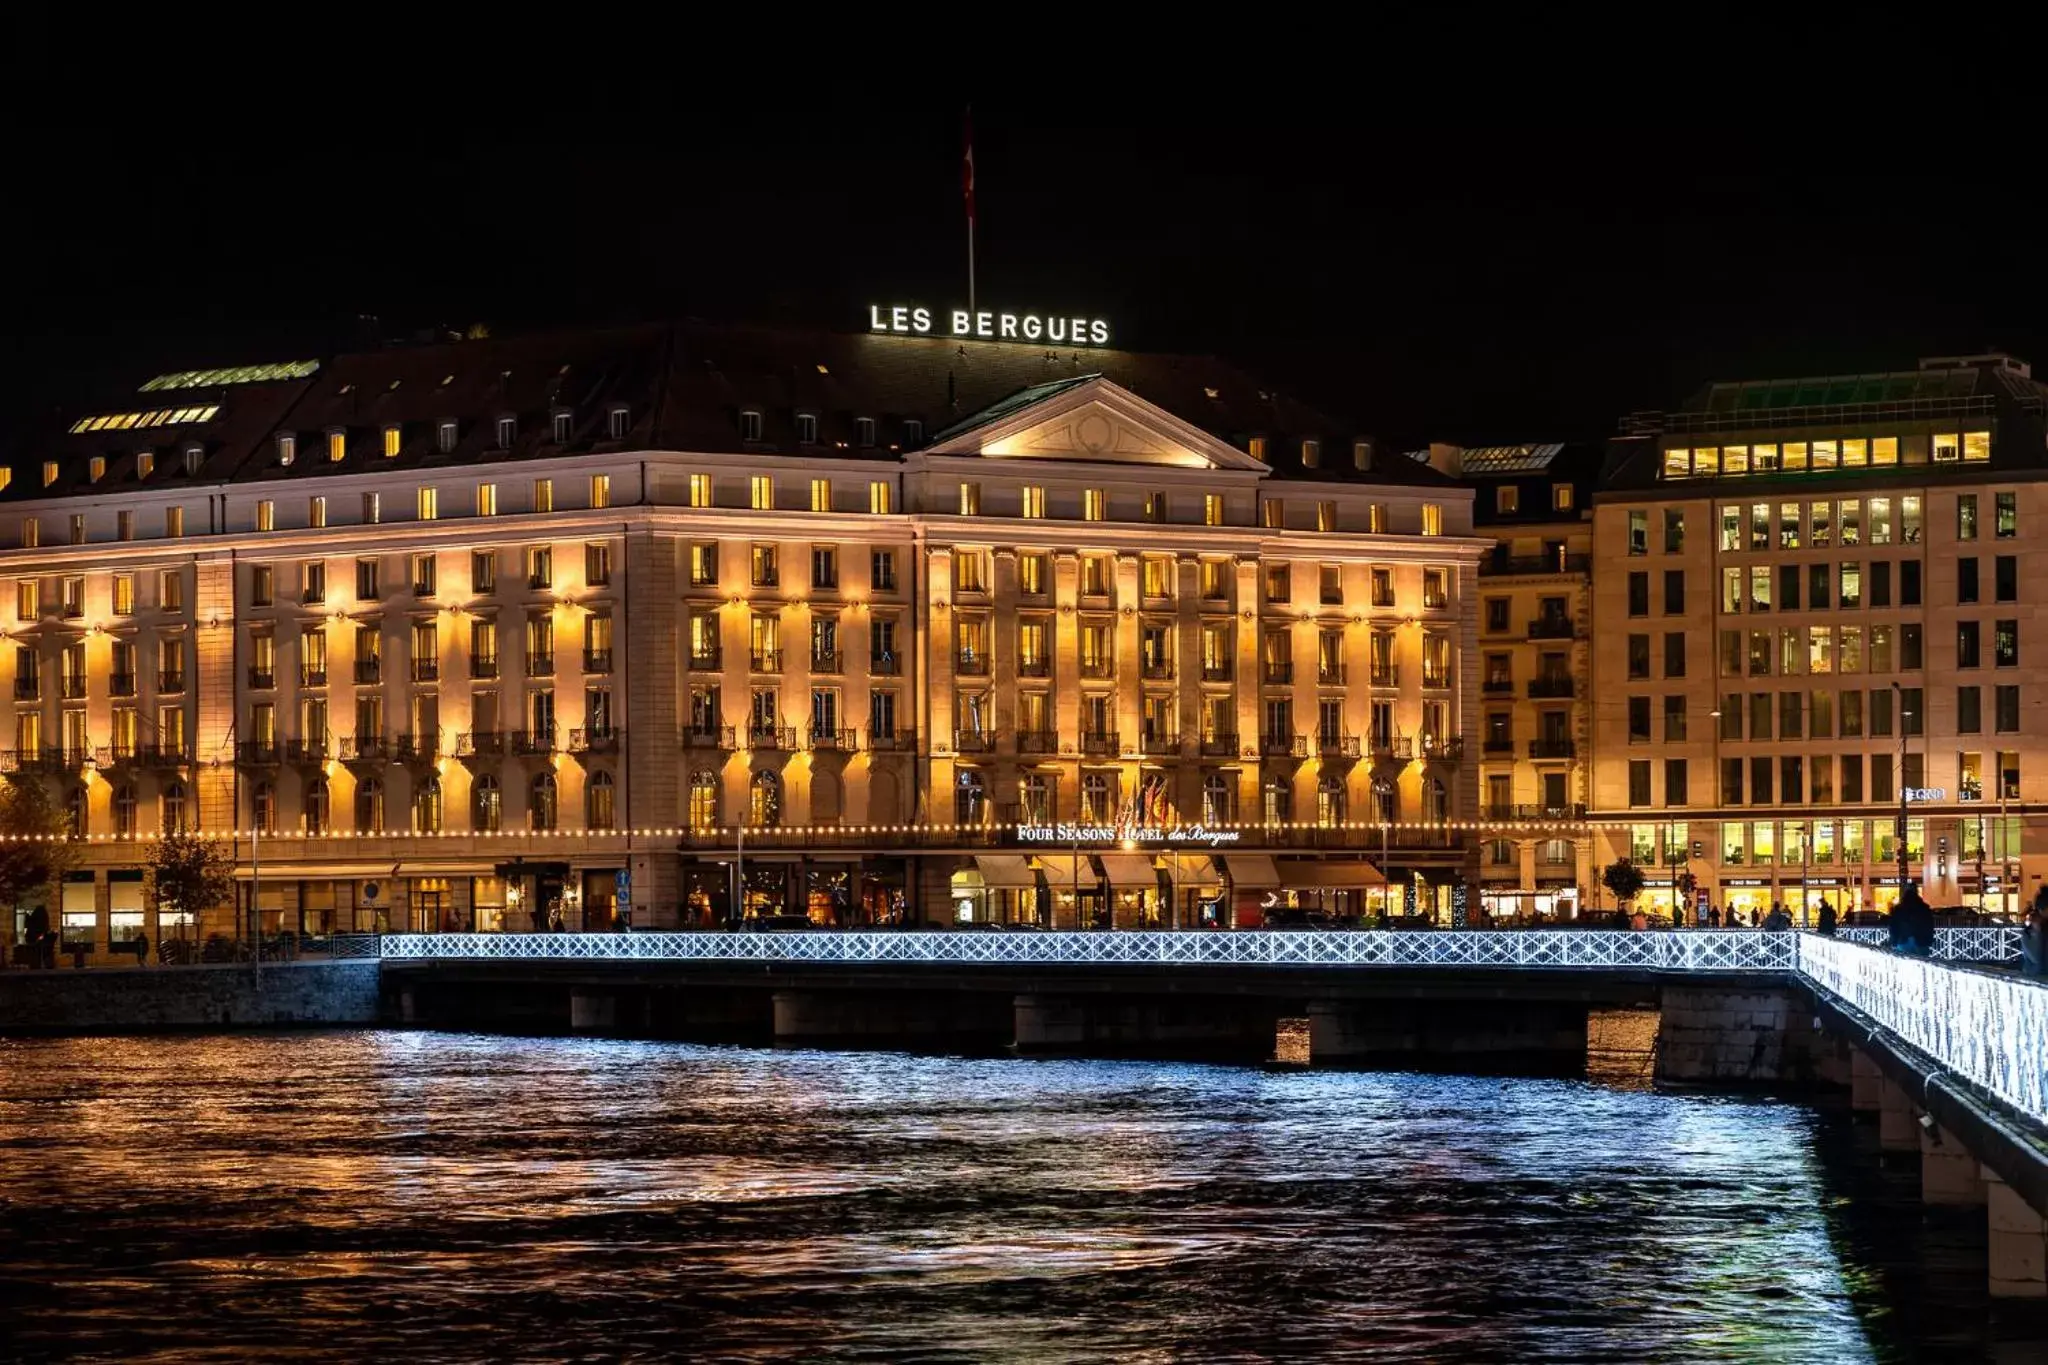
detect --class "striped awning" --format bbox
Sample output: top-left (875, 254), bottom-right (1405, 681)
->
top-left (1099, 854), bottom-right (1162, 889)
top-left (974, 854), bottom-right (1039, 889)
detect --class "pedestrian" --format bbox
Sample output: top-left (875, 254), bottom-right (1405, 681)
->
top-left (2023, 887), bottom-right (2048, 978)
top-left (1891, 880), bottom-right (1934, 956)
top-left (1816, 900), bottom-right (1837, 937)
top-left (1707, 906), bottom-right (1721, 928)
top-left (24, 904), bottom-right (50, 968)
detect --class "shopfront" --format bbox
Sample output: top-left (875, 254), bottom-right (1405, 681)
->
top-left (1099, 853), bottom-right (1161, 927)
top-left (959, 856), bottom-right (1040, 926)
top-left (1167, 855), bottom-right (1226, 927)
top-left (1719, 879), bottom-right (1771, 922)
top-left (1222, 853), bottom-right (1281, 928)
top-left (1036, 854), bottom-right (1104, 929)
top-left (682, 864), bottom-right (732, 927)
top-left (1274, 859), bottom-right (1385, 921)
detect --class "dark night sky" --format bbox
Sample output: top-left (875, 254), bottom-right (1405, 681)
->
top-left (9, 108), bottom-right (2042, 449)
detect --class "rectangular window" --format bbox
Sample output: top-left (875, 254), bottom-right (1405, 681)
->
top-left (1996, 555), bottom-right (2017, 603)
top-left (1420, 504), bottom-right (1442, 536)
top-left (163, 507), bottom-right (181, 538)
top-left (1663, 569), bottom-right (1685, 615)
top-left (1997, 684), bottom-right (2020, 732)
top-left (688, 473), bottom-right (713, 508)
top-left (1840, 562), bottom-right (1861, 609)
top-left (1959, 494), bottom-right (1979, 541)
top-left (869, 480), bottom-right (892, 515)
top-left (1083, 488), bottom-right (1106, 521)
top-left (1901, 560), bottom-right (1921, 607)
top-left (1780, 502), bottom-right (1800, 549)
top-left (751, 476), bottom-right (774, 511)
top-left (586, 543), bottom-right (612, 587)
top-left (872, 550), bottom-right (897, 592)
top-left (688, 543), bottom-right (717, 587)
top-left (1627, 509), bottom-right (1647, 555)
top-left (355, 559), bottom-right (379, 600)
top-left (1959, 685), bottom-right (1982, 734)
top-left (255, 500), bottom-right (275, 532)
top-left (1627, 633), bottom-right (1650, 680)
top-left (1665, 758), bottom-right (1688, 805)
top-left (1997, 492), bottom-right (2017, 539)
top-left (591, 473), bottom-right (611, 509)
top-left (1808, 563), bottom-right (1829, 610)
top-left (1663, 508), bottom-right (1684, 553)
top-left (1020, 486), bottom-right (1045, 519)
top-left (1870, 561), bottom-right (1891, 608)
top-left (1627, 696), bottom-right (1650, 742)
top-left (528, 546), bottom-right (554, 590)
top-left (1722, 567), bottom-right (1742, 614)
top-left (417, 487), bottom-right (438, 521)
top-left (1204, 494), bottom-right (1224, 527)
top-left (1663, 694), bottom-right (1687, 742)
top-left (751, 544), bottom-right (778, 588)
top-left (1316, 501), bottom-right (1337, 533)
top-left (1902, 495), bottom-right (1922, 544)
top-left (327, 430), bottom-right (346, 462)
top-left (1902, 624), bottom-right (1923, 670)
top-left (811, 545), bottom-right (838, 590)
top-left (1996, 619), bottom-right (2018, 667)
top-left (411, 553), bottom-right (436, 597)
top-left (1627, 572), bottom-right (1648, 617)
top-left (1902, 686), bottom-right (1925, 737)
top-left (1960, 557), bottom-right (1980, 604)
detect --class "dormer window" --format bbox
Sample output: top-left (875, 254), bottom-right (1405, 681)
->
top-left (436, 420), bottom-right (457, 454)
top-left (1248, 436), bottom-right (1267, 461)
top-left (495, 416), bottom-right (516, 449)
top-left (796, 413), bottom-right (818, 445)
top-left (41, 461), bottom-right (57, 487)
top-left (855, 416), bottom-right (876, 448)
top-left (89, 456), bottom-right (105, 483)
top-left (277, 432), bottom-right (296, 466)
top-left (326, 429), bottom-right (346, 462)
top-left (1353, 440), bottom-right (1372, 471)
top-left (1301, 439), bottom-right (1320, 469)
top-left (902, 418), bottom-right (923, 445)
top-left (739, 409), bottom-right (763, 443)
top-left (183, 444), bottom-right (203, 475)
top-left (553, 411), bottom-right (573, 443)
top-left (136, 452), bottom-right (155, 480)
top-left (382, 425), bottom-right (401, 458)
top-left (607, 406), bottom-right (629, 440)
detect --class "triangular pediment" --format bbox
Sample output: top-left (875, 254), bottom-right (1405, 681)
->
top-left (925, 377), bottom-right (1268, 471)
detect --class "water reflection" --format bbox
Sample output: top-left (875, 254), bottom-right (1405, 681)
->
top-left (0, 1030), bottom-right (1991, 1361)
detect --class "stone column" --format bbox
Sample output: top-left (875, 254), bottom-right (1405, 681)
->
top-left (1850, 1046), bottom-right (1882, 1112)
top-left (1920, 1122), bottom-right (1984, 1206)
top-left (1877, 1075), bottom-right (1919, 1153)
top-left (1984, 1165), bottom-right (2048, 1298)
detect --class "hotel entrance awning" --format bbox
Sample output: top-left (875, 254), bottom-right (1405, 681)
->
top-left (1098, 854), bottom-right (1162, 889)
top-left (1166, 855), bottom-right (1222, 885)
top-left (1034, 855), bottom-right (1099, 886)
top-left (974, 854), bottom-right (1039, 889)
top-left (1278, 859), bottom-right (1386, 888)
top-left (1222, 854), bottom-right (1282, 887)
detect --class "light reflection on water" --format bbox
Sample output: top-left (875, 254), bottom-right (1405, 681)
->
top-left (0, 1028), bottom-right (1982, 1361)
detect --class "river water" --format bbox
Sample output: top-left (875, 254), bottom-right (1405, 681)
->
top-left (0, 1029), bottom-right (2023, 1362)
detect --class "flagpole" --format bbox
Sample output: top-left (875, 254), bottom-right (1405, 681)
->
top-left (963, 106), bottom-right (977, 318)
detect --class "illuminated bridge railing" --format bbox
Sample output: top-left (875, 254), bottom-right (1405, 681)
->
top-left (1837, 925), bottom-right (2020, 962)
top-left (1798, 934), bottom-right (2048, 1125)
top-left (380, 929), bottom-right (1800, 971)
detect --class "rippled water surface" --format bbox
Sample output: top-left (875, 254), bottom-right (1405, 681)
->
top-left (0, 1031), bottom-right (2018, 1361)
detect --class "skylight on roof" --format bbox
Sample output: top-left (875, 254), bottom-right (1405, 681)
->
top-left (138, 360), bottom-right (319, 392)
top-left (1459, 443), bottom-right (1565, 474)
top-left (68, 405), bottom-right (221, 433)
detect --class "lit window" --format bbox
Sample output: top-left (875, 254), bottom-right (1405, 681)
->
top-left (163, 508), bottom-right (180, 538)
top-left (382, 425), bottom-right (401, 458)
top-left (533, 479), bottom-right (553, 514)
top-left (309, 496), bottom-right (327, 529)
top-left (1248, 436), bottom-right (1267, 461)
top-left (688, 474), bottom-right (712, 508)
top-left (88, 456), bottom-right (105, 483)
top-left (810, 478), bottom-right (831, 513)
top-left (1083, 489), bottom-right (1106, 521)
top-left (134, 453), bottom-right (152, 480)
top-left (959, 482), bottom-right (981, 516)
top-left (113, 573), bottom-right (134, 614)
top-left (255, 500), bottom-right (275, 532)
top-left (116, 511), bottom-right (133, 541)
top-left (496, 416), bottom-right (516, 448)
top-left (591, 473), bottom-right (611, 509)
top-left (477, 484), bottom-right (497, 517)
top-left (1553, 484), bottom-right (1573, 511)
top-left (437, 421), bottom-right (457, 454)
top-left (1933, 433), bottom-right (1960, 463)
top-left (1496, 485), bottom-right (1519, 513)
top-left (1262, 500), bottom-right (1283, 529)
top-left (1204, 494), bottom-right (1224, 526)
top-left (1421, 504), bottom-right (1443, 536)
top-left (276, 433), bottom-right (297, 465)
top-left (796, 413), bottom-right (818, 444)
top-left (1301, 439), bottom-right (1320, 468)
top-left (751, 476), bottom-right (774, 511)
top-left (42, 461), bottom-right (57, 487)
top-left (740, 410), bottom-right (763, 442)
top-left (327, 430), bottom-right (346, 462)
top-left (19, 517), bottom-right (36, 548)
top-left (417, 487), bottom-right (438, 521)
top-left (1368, 503), bottom-right (1387, 533)
top-left (183, 444), bottom-right (202, 475)
top-left (1021, 486), bottom-right (1045, 518)
top-left (869, 481), bottom-right (891, 515)
top-left (1316, 501), bottom-right (1337, 532)
top-left (69, 514), bottom-right (85, 545)
top-left (1964, 431), bottom-right (1992, 463)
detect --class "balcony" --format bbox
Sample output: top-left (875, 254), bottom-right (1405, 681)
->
top-left (1482, 678), bottom-right (1514, 695)
top-left (749, 649), bottom-right (782, 674)
top-left (1528, 677), bottom-right (1575, 699)
top-left (570, 726), bottom-right (622, 755)
top-left (1081, 730), bottom-right (1120, 757)
top-left (1017, 730), bottom-right (1058, 754)
top-left (1529, 737), bottom-right (1576, 759)
top-left (1369, 667), bottom-right (1399, 689)
top-left (526, 652), bottom-right (555, 676)
top-left (98, 742), bottom-right (137, 769)
top-left (1420, 735), bottom-right (1465, 762)
top-left (1260, 733), bottom-right (1307, 759)
top-left (57, 675), bottom-right (90, 701)
top-left (135, 744), bottom-right (187, 769)
top-left (870, 652), bottom-right (901, 677)
top-left (1262, 661), bottom-right (1294, 685)
top-left (867, 728), bottom-right (914, 752)
top-left (511, 728), bottom-right (558, 757)
top-left (59, 602), bottom-right (82, 621)
top-left (1318, 733), bottom-right (1362, 759)
top-left (396, 732), bottom-right (439, 763)
top-left (1480, 552), bottom-right (1590, 578)
top-left (1079, 659), bottom-right (1114, 680)
top-left (235, 740), bottom-right (282, 766)
top-left (11, 677), bottom-right (36, 702)
top-left (1141, 659), bottom-right (1175, 681)
top-left (808, 651), bottom-right (842, 675)
top-left (299, 666), bottom-right (327, 689)
top-left (411, 660), bottom-right (440, 683)
top-left (1370, 734), bottom-right (1412, 761)
top-left (158, 670), bottom-right (185, 693)
top-left (340, 735), bottom-right (390, 764)
top-left (471, 657), bottom-right (499, 680)
top-left (355, 659), bottom-right (382, 685)
top-left (1486, 802), bottom-right (1587, 820)
top-left (243, 667), bottom-right (273, 691)
top-left (1141, 731), bottom-right (1180, 755)
top-left (455, 731), bottom-right (507, 761)
top-left (528, 573), bottom-right (552, 591)
top-left (580, 648), bottom-right (614, 674)
top-left (955, 652), bottom-right (990, 677)
top-left (682, 723), bottom-right (736, 749)
top-left (1420, 670), bottom-right (1451, 690)
top-left (687, 650), bottom-right (721, 672)
top-left (1423, 593), bottom-right (1449, 611)
top-left (953, 728), bottom-right (996, 754)
top-left (109, 672), bottom-right (137, 697)
top-left (284, 737), bottom-right (328, 765)
top-left (1483, 736), bottom-right (1516, 756)
top-left (1317, 662), bottom-right (1347, 686)
top-left (1016, 657), bottom-right (1050, 678)
top-left (5, 747), bottom-right (65, 774)
top-left (1200, 732), bottom-right (1239, 757)
top-left (1200, 663), bottom-right (1233, 683)
top-left (1527, 616), bottom-right (1577, 640)
top-left (807, 726), bottom-right (858, 752)
top-left (752, 570), bottom-right (779, 590)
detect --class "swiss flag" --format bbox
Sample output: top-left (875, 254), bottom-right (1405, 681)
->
top-left (962, 108), bottom-right (975, 225)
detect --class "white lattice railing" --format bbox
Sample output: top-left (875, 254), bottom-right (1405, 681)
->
top-left (1837, 925), bottom-right (2019, 962)
top-left (379, 928), bottom-right (1800, 971)
top-left (1797, 934), bottom-right (2048, 1124)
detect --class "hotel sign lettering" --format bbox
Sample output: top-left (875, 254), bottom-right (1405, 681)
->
top-left (1904, 787), bottom-right (1949, 803)
top-left (1016, 823), bottom-right (1241, 847)
top-left (868, 304), bottom-right (1111, 347)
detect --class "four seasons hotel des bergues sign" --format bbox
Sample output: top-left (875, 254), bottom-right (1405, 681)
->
top-left (868, 303), bottom-right (1111, 346)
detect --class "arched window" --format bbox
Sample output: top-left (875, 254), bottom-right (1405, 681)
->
top-left (113, 784), bottom-right (137, 837)
top-left (586, 771), bottom-right (615, 830)
top-left (530, 771), bottom-right (557, 830)
top-left (1080, 772), bottom-right (1110, 822)
top-left (473, 774), bottom-right (502, 831)
top-left (413, 772), bottom-right (442, 832)
top-left (1020, 772), bottom-right (1053, 823)
top-left (749, 769), bottom-right (781, 827)
top-left (1316, 775), bottom-right (1346, 828)
top-left (688, 770), bottom-right (719, 828)
top-left (955, 769), bottom-right (987, 825)
top-left (1372, 779), bottom-right (1396, 825)
top-left (1262, 777), bottom-right (1291, 823)
top-left (1486, 837), bottom-right (1516, 865)
top-left (162, 781), bottom-right (188, 833)
top-left (1425, 777), bottom-right (1448, 825)
top-left (65, 785), bottom-right (86, 838)
top-left (356, 777), bottom-right (385, 832)
top-left (305, 775), bottom-right (329, 834)
top-left (1202, 773), bottom-right (1233, 825)
top-left (252, 781), bottom-right (275, 833)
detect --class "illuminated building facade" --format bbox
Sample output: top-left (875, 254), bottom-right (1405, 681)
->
top-left (1589, 353), bottom-right (2048, 922)
top-left (0, 321), bottom-right (1490, 955)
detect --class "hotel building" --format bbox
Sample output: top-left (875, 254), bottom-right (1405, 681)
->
top-left (1589, 353), bottom-right (2048, 922)
top-left (1, 320), bottom-right (1493, 956)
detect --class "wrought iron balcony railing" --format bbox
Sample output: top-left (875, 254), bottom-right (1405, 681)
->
top-left (866, 728), bottom-right (914, 752)
top-left (953, 728), bottom-right (996, 753)
top-left (1317, 662), bottom-right (1347, 685)
top-left (299, 667), bottom-right (327, 688)
top-left (1017, 730), bottom-right (1058, 754)
top-left (110, 671), bottom-right (137, 697)
top-left (807, 726), bottom-right (858, 752)
top-left (749, 650), bottom-right (782, 673)
top-left (1528, 617), bottom-right (1577, 639)
top-left (1529, 737), bottom-right (1576, 759)
top-left (687, 650), bottom-right (721, 672)
top-left (158, 670), bottom-right (184, 693)
top-left (1261, 733), bottom-right (1307, 758)
top-left (1081, 730), bottom-right (1120, 756)
top-left (569, 726), bottom-right (622, 754)
top-left (1262, 661), bottom-right (1293, 685)
top-left (869, 652), bottom-right (901, 676)
top-left (1200, 732), bottom-right (1239, 757)
top-left (1318, 733), bottom-right (1362, 758)
top-left (340, 735), bottom-right (390, 763)
top-left (1528, 677), bottom-right (1575, 698)
top-left (1141, 731), bottom-right (1180, 754)
top-left (747, 724), bottom-right (797, 751)
top-left (809, 651), bottom-right (842, 675)
top-left (411, 660), bottom-right (439, 683)
top-left (472, 656), bottom-right (500, 680)
top-left (511, 728), bottom-right (557, 756)
top-left (955, 653), bottom-right (990, 676)
top-left (355, 659), bottom-right (382, 685)
top-left (682, 724), bottom-right (736, 749)
top-left (1016, 657), bottom-right (1050, 678)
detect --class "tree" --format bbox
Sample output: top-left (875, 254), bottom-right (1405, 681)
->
top-left (0, 777), bottom-right (80, 924)
top-left (146, 827), bottom-right (235, 948)
top-left (1601, 858), bottom-right (1647, 910)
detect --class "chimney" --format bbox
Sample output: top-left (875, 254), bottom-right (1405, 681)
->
top-left (1425, 442), bottom-right (1464, 478)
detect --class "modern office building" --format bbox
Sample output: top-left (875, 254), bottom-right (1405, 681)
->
top-left (1589, 353), bottom-right (2048, 922)
top-left (1423, 441), bottom-right (1602, 920)
top-left (0, 318), bottom-right (1492, 956)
